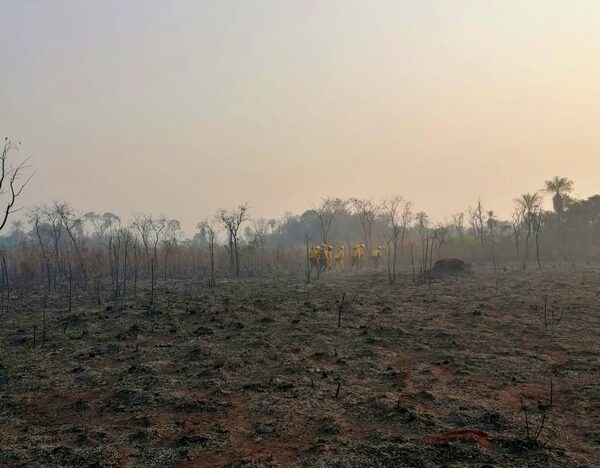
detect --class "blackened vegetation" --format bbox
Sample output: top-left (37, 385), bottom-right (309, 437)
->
top-left (0, 269), bottom-right (598, 467)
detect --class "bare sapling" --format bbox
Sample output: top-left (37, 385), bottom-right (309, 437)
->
top-left (338, 293), bottom-right (345, 327)
top-left (150, 257), bottom-right (155, 307)
top-left (337, 292), bottom-right (357, 327)
top-left (383, 233), bottom-right (392, 284)
top-left (305, 233), bottom-right (311, 284)
top-left (410, 245), bottom-right (416, 282)
top-left (335, 381), bottom-right (341, 399)
top-left (1, 250), bottom-right (9, 314)
top-left (543, 295), bottom-right (548, 328)
top-left (42, 308), bottom-right (46, 345)
top-left (520, 377), bottom-right (554, 447)
top-left (542, 296), bottom-right (565, 331)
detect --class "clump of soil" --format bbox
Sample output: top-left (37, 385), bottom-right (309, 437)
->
top-left (431, 258), bottom-right (471, 274)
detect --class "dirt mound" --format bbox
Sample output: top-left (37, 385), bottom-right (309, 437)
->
top-left (431, 258), bottom-right (471, 274)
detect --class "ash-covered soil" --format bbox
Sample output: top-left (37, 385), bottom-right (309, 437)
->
top-left (1, 268), bottom-right (599, 467)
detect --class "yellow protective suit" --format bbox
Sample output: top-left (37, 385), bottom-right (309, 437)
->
top-left (334, 246), bottom-right (345, 271)
top-left (325, 245), bottom-right (334, 270)
top-left (351, 244), bottom-right (364, 270)
top-left (309, 245), bottom-right (321, 271)
top-left (371, 245), bottom-right (383, 269)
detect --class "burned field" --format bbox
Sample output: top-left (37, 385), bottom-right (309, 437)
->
top-left (0, 268), bottom-right (599, 467)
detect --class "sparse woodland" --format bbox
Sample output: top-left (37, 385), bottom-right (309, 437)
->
top-left (0, 169), bottom-right (597, 308)
top-left (1, 141), bottom-right (599, 467)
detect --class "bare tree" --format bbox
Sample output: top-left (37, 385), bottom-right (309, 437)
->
top-left (198, 218), bottom-right (219, 287)
top-left (382, 197), bottom-right (400, 284)
top-left (512, 205), bottom-right (524, 261)
top-left (128, 227), bottom-right (140, 299)
top-left (120, 227), bottom-right (132, 297)
top-left (416, 211), bottom-right (430, 281)
top-left (451, 211), bottom-right (466, 257)
top-left (26, 207), bottom-right (52, 289)
top-left (313, 197), bottom-right (345, 245)
top-left (468, 198), bottom-right (485, 247)
top-left (43, 205), bottom-right (63, 288)
top-left (533, 211), bottom-right (545, 270)
top-left (451, 212), bottom-right (465, 238)
top-left (0, 138), bottom-right (34, 233)
top-left (434, 224), bottom-right (449, 259)
top-left (219, 203), bottom-right (250, 277)
top-left (149, 216), bottom-right (166, 265)
top-left (109, 225), bottom-right (123, 296)
top-left (105, 217), bottom-right (123, 296)
top-left (399, 201), bottom-right (414, 263)
top-left (515, 192), bottom-right (543, 269)
top-left (251, 218), bottom-right (269, 274)
top-left (382, 197), bottom-right (412, 284)
top-left (487, 210), bottom-right (498, 269)
top-left (131, 214), bottom-right (153, 273)
top-left (55, 202), bottom-right (87, 283)
top-left (351, 198), bottom-right (380, 267)
top-left (162, 219), bottom-right (182, 285)
top-left (0, 139), bottom-right (33, 310)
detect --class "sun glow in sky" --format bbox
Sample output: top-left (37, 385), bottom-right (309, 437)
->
top-left (2, 1), bottom-right (600, 233)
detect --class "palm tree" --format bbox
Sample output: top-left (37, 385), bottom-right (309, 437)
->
top-left (544, 176), bottom-right (574, 217)
top-left (544, 176), bottom-right (574, 259)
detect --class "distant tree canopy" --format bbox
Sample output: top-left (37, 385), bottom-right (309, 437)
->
top-left (0, 176), bottom-right (598, 298)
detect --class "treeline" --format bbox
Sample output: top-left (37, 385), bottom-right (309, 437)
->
top-left (0, 177), bottom-right (597, 306)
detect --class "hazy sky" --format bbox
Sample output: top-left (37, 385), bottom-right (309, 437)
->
top-left (2, 1), bottom-right (599, 234)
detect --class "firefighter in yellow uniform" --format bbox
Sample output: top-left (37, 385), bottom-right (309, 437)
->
top-left (325, 245), bottom-right (334, 270)
top-left (351, 244), bottom-right (364, 270)
top-left (309, 245), bottom-right (321, 274)
top-left (358, 244), bottom-right (365, 269)
top-left (371, 245), bottom-right (383, 270)
top-left (350, 244), bottom-right (359, 270)
top-left (334, 245), bottom-right (345, 271)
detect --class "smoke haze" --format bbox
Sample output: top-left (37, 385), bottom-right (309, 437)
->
top-left (2, 1), bottom-right (599, 232)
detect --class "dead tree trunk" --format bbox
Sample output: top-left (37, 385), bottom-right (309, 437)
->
top-left (1, 252), bottom-right (9, 314)
top-left (410, 245), bottom-right (416, 282)
top-left (68, 262), bottom-right (73, 313)
top-left (150, 258), bottom-right (155, 306)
